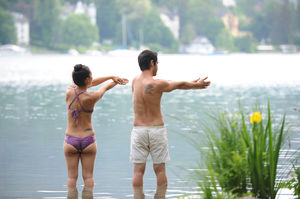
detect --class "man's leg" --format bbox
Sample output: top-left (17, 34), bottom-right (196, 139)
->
top-left (132, 163), bottom-right (146, 199)
top-left (82, 186), bottom-right (93, 199)
top-left (153, 163), bottom-right (167, 199)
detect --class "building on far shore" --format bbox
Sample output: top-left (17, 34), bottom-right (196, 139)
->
top-left (221, 12), bottom-right (240, 37)
top-left (222, 0), bottom-right (236, 7)
top-left (159, 7), bottom-right (179, 40)
top-left (62, 1), bottom-right (96, 25)
top-left (217, 8), bottom-right (252, 38)
top-left (180, 36), bottom-right (215, 54)
top-left (12, 12), bottom-right (30, 46)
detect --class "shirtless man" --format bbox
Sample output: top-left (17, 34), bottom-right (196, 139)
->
top-left (130, 50), bottom-right (211, 199)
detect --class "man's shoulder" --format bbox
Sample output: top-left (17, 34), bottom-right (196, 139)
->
top-left (153, 79), bottom-right (169, 87)
top-left (132, 76), bottom-right (140, 84)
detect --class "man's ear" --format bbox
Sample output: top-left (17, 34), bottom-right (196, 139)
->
top-left (150, 60), bottom-right (154, 67)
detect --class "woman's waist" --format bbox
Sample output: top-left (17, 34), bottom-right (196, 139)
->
top-left (65, 127), bottom-right (95, 138)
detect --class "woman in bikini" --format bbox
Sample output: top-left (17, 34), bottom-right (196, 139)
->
top-left (64, 64), bottom-right (128, 194)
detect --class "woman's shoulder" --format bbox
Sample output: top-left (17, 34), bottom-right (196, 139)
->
top-left (84, 91), bottom-right (98, 101)
top-left (67, 84), bottom-right (77, 90)
top-left (66, 84), bottom-right (76, 93)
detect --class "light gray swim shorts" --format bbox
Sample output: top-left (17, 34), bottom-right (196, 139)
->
top-left (130, 126), bottom-right (170, 164)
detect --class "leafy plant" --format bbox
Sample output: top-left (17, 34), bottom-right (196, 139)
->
top-left (197, 166), bottom-right (237, 199)
top-left (280, 165), bottom-right (300, 198)
top-left (203, 112), bottom-right (248, 196)
top-left (240, 102), bottom-right (286, 199)
top-left (193, 102), bottom-right (288, 199)
top-left (294, 167), bottom-right (300, 197)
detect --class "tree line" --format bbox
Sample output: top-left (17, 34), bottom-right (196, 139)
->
top-left (0, 0), bottom-right (299, 53)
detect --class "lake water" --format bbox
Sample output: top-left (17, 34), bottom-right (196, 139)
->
top-left (0, 53), bottom-right (300, 199)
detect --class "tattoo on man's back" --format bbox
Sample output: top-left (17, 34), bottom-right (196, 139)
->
top-left (144, 84), bottom-right (154, 94)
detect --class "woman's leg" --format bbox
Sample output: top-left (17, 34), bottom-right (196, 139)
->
top-left (64, 142), bottom-right (80, 188)
top-left (81, 142), bottom-right (97, 188)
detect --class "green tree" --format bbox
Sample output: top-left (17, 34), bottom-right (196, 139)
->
top-left (31, 0), bottom-right (61, 48)
top-left (13, 0), bottom-right (33, 21)
top-left (0, 0), bottom-right (20, 10)
top-left (116, 0), bottom-right (152, 46)
top-left (0, 0), bottom-right (11, 9)
top-left (0, 7), bottom-right (17, 44)
top-left (96, 0), bottom-right (120, 42)
top-left (234, 35), bottom-right (256, 53)
top-left (181, 0), bottom-right (224, 45)
top-left (297, 1), bottom-right (300, 31)
top-left (181, 23), bottom-right (196, 45)
top-left (269, 0), bottom-right (292, 45)
top-left (116, 0), bottom-right (151, 23)
top-left (190, 0), bottom-right (224, 44)
top-left (247, 1), bottom-right (296, 45)
top-left (235, 0), bottom-right (261, 17)
top-left (61, 14), bottom-right (98, 47)
top-left (140, 9), bottom-right (178, 50)
top-left (215, 29), bottom-right (236, 51)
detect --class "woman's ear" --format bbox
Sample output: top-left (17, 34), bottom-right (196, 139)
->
top-left (85, 77), bottom-right (92, 86)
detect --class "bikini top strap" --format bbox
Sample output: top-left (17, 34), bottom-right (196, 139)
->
top-left (74, 88), bottom-right (92, 112)
top-left (68, 88), bottom-right (86, 110)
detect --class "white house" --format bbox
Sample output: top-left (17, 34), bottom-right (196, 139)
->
top-left (160, 7), bottom-right (179, 39)
top-left (12, 12), bottom-right (30, 46)
top-left (181, 37), bottom-right (215, 54)
top-left (222, 0), bottom-right (236, 7)
top-left (62, 1), bottom-right (97, 25)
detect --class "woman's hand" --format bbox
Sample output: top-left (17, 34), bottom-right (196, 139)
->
top-left (112, 76), bottom-right (129, 85)
top-left (120, 78), bottom-right (129, 85)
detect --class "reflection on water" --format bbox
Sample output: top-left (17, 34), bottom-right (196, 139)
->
top-left (0, 54), bottom-right (300, 198)
top-left (66, 187), bottom-right (93, 199)
top-left (68, 188), bottom-right (79, 199)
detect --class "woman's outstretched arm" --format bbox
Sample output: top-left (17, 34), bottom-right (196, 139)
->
top-left (89, 76), bottom-right (126, 88)
top-left (90, 78), bottom-right (129, 102)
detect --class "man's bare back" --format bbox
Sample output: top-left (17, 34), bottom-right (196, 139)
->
top-left (132, 73), bottom-right (165, 126)
top-left (132, 71), bottom-right (211, 127)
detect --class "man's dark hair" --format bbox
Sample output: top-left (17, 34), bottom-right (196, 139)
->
top-left (72, 64), bottom-right (91, 87)
top-left (138, 50), bottom-right (158, 71)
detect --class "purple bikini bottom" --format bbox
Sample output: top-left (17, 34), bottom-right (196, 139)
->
top-left (65, 135), bottom-right (96, 152)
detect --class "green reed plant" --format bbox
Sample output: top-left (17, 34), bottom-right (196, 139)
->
top-left (280, 165), bottom-right (300, 198)
top-left (186, 165), bottom-right (237, 199)
top-left (293, 166), bottom-right (300, 198)
top-left (199, 111), bottom-right (248, 196)
top-left (191, 110), bottom-right (248, 199)
top-left (240, 102), bottom-right (286, 199)
top-left (197, 165), bottom-right (237, 199)
top-left (192, 102), bottom-right (288, 199)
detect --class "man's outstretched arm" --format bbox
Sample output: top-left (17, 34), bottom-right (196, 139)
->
top-left (158, 77), bottom-right (211, 93)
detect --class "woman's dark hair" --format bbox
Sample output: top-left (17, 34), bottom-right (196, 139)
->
top-left (72, 64), bottom-right (91, 87)
top-left (138, 50), bottom-right (158, 71)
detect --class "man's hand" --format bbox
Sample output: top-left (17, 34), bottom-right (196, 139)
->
top-left (193, 77), bottom-right (211, 89)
